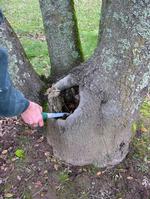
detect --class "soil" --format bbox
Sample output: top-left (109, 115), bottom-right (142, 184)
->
top-left (0, 117), bottom-right (149, 199)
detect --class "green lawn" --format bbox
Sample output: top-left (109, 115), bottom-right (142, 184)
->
top-left (74, 0), bottom-right (101, 59)
top-left (1, 0), bottom-right (100, 76)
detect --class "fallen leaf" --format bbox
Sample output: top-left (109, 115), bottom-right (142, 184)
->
top-left (82, 168), bottom-right (87, 172)
top-left (96, 171), bottom-right (102, 176)
top-left (140, 127), bottom-right (148, 133)
top-left (37, 136), bottom-right (44, 143)
top-left (44, 170), bottom-right (48, 174)
top-left (127, 176), bottom-right (133, 180)
top-left (4, 193), bottom-right (13, 198)
top-left (2, 150), bottom-right (8, 155)
top-left (119, 169), bottom-right (126, 173)
top-left (28, 186), bottom-right (32, 190)
top-left (54, 164), bottom-right (59, 171)
top-left (34, 181), bottom-right (42, 188)
top-left (34, 144), bottom-right (39, 147)
top-left (17, 175), bottom-right (22, 181)
top-left (45, 152), bottom-right (50, 157)
top-left (11, 157), bottom-right (18, 162)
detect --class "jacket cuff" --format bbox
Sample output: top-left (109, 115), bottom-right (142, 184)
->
top-left (21, 99), bottom-right (30, 114)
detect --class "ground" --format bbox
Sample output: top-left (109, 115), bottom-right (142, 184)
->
top-left (0, 116), bottom-right (149, 199)
top-left (0, 0), bottom-right (150, 198)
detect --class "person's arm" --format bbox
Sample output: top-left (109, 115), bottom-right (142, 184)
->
top-left (0, 48), bottom-right (43, 127)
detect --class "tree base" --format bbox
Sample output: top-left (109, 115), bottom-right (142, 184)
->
top-left (45, 81), bottom-right (131, 168)
top-left (46, 120), bottom-right (131, 167)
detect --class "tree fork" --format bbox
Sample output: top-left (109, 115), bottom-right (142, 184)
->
top-left (46, 0), bottom-right (150, 167)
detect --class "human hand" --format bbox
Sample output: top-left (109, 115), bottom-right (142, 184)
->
top-left (21, 101), bottom-right (44, 127)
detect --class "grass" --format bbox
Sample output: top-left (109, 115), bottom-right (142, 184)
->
top-left (0, 0), bottom-right (43, 34)
top-left (140, 99), bottom-right (150, 118)
top-left (21, 38), bottom-right (50, 75)
top-left (0, 0), bottom-right (100, 75)
top-left (74, 0), bottom-right (101, 59)
top-left (58, 170), bottom-right (70, 184)
top-left (131, 97), bottom-right (150, 168)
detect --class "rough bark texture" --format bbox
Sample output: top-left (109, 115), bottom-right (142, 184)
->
top-left (39, 0), bottom-right (84, 80)
top-left (0, 16), bottom-right (44, 103)
top-left (46, 0), bottom-right (150, 167)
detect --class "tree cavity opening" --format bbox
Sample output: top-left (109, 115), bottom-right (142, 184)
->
top-left (60, 86), bottom-right (79, 114)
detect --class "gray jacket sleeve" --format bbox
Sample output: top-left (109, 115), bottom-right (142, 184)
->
top-left (0, 48), bottom-right (29, 117)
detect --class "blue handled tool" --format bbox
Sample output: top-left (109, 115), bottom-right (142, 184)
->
top-left (42, 112), bottom-right (70, 120)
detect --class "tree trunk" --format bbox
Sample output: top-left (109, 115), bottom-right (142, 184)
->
top-left (39, 0), bottom-right (84, 80)
top-left (0, 16), bottom-right (44, 103)
top-left (46, 0), bottom-right (150, 167)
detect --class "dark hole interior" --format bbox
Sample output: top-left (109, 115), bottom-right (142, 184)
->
top-left (60, 86), bottom-right (79, 114)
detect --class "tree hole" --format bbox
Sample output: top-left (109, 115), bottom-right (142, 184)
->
top-left (60, 86), bottom-right (79, 113)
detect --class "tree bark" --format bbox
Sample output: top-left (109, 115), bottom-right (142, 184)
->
top-left (39, 0), bottom-right (84, 80)
top-left (46, 0), bottom-right (150, 167)
top-left (0, 16), bottom-right (44, 103)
